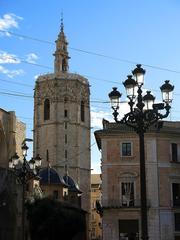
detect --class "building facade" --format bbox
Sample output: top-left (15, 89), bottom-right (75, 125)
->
top-left (0, 108), bottom-right (26, 167)
top-left (95, 120), bottom-right (180, 240)
top-left (91, 174), bottom-right (102, 240)
top-left (33, 21), bottom-right (91, 215)
top-left (0, 108), bottom-right (26, 240)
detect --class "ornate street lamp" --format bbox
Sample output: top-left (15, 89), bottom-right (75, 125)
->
top-left (9, 140), bottom-right (42, 240)
top-left (109, 64), bottom-right (174, 240)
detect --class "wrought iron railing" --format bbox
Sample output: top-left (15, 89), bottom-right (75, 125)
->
top-left (102, 198), bottom-right (144, 208)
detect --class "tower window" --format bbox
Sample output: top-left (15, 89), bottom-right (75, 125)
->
top-left (65, 134), bottom-right (67, 144)
top-left (81, 101), bottom-right (85, 122)
top-left (46, 150), bottom-right (49, 162)
top-left (64, 109), bottom-right (68, 118)
top-left (65, 150), bottom-right (67, 159)
top-left (44, 99), bottom-right (50, 120)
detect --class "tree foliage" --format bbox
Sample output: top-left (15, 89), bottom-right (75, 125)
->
top-left (26, 198), bottom-right (86, 240)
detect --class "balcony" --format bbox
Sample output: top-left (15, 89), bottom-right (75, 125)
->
top-left (102, 199), bottom-right (144, 209)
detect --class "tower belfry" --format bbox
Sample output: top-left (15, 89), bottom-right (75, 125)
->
top-left (53, 17), bottom-right (70, 73)
top-left (33, 20), bottom-right (91, 217)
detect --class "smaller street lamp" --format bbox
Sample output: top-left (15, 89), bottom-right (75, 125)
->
top-left (9, 140), bottom-right (42, 240)
top-left (160, 80), bottom-right (174, 104)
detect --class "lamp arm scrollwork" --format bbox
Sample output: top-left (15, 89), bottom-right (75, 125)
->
top-left (113, 103), bottom-right (171, 134)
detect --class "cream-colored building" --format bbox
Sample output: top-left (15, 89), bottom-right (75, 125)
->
top-left (91, 174), bottom-right (102, 240)
top-left (33, 20), bottom-right (91, 217)
top-left (95, 120), bottom-right (180, 240)
top-left (0, 108), bottom-right (25, 167)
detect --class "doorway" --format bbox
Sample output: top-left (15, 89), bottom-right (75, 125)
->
top-left (119, 219), bottom-right (139, 240)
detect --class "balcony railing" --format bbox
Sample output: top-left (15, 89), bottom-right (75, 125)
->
top-left (102, 199), bottom-right (144, 209)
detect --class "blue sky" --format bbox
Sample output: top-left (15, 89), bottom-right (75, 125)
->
top-left (1, 0), bottom-right (180, 172)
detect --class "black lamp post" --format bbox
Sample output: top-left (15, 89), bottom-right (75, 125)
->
top-left (108, 64), bottom-right (174, 240)
top-left (9, 140), bottom-right (42, 240)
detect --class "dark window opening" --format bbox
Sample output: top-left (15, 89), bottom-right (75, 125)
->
top-left (65, 135), bottom-right (67, 144)
top-left (65, 150), bottom-right (67, 159)
top-left (64, 109), bottom-right (68, 118)
top-left (173, 183), bottom-right (180, 206)
top-left (53, 190), bottom-right (59, 200)
top-left (122, 143), bottom-right (132, 156)
top-left (172, 143), bottom-right (178, 162)
top-left (175, 213), bottom-right (180, 231)
top-left (46, 149), bottom-right (49, 162)
top-left (81, 101), bottom-right (85, 122)
top-left (44, 99), bottom-right (50, 120)
top-left (119, 219), bottom-right (139, 240)
top-left (64, 122), bottom-right (67, 129)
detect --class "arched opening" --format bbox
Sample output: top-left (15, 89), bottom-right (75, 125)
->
top-left (44, 99), bottom-right (50, 121)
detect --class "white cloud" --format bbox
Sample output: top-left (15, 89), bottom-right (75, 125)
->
top-left (91, 103), bottom-right (131, 129)
top-left (26, 53), bottom-right (38, 64)
top-left (0, 50), bottom-right (20, 64)
top-left (91, 109), bottom-right (112, 129)
top-left (0, 13), bottom-right (23, 36)
top-left (0, 65), bottom-right (24, 78)
top-left (0, 65), bottom-right (8, 74)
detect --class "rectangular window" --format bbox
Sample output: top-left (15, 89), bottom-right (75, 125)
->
top-left (64, 109), bottom-right (68, 117)
top-left (119, 220), bottom-right (139, 239)
top-left (121, 142), bottom-right (132, 156)
top-left (121, 182), bottom-right (134, 206)
top-left (65, 134), bottom-right (67, 144)
top-left (175, 213), bottom-right (180, 231)
top-left (173, 183), bottom-right (180, 207)
top-left (65, 150), bottom-right (67, 159)
top-left (172, 143), bottom-right (178, 162)
top-left (81, 101), bottom-right (85, 122)
top-left (53, 190), bottom-right (58, 199)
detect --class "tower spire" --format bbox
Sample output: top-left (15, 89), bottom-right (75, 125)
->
top-left (60, 12), bottom-right (64, 32)
top-left (53, 15), bottom-right (70, 74)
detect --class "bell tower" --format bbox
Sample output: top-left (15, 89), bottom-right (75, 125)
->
top-left (53, 18), bottom-right (70, 73)
top-left (33, 20), bottom-right (91, 215)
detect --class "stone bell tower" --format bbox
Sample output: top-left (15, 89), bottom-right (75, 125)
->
top-left (33, 19), bottom-right (91, 213)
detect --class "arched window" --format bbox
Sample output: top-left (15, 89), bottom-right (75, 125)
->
top-left (81, 101), bottom-right (85, 122)
top-left (44, 99), bottom-right (50, 120)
